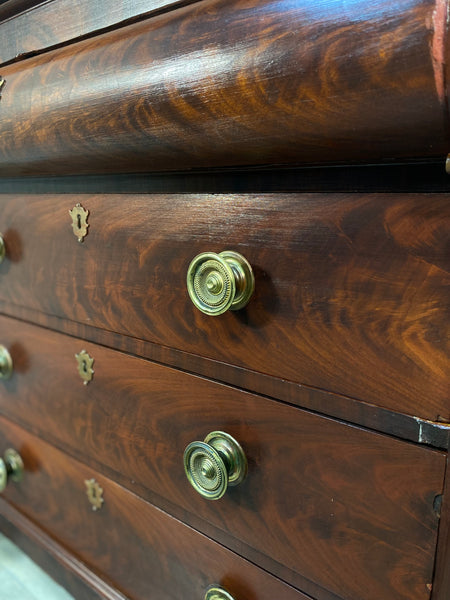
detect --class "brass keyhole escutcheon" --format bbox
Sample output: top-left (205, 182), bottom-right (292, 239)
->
top-left (204, 586), bottom-right (236, 600)
top-left (0, 346), bottom-right (13, 380)
top-left (0, 449), bottom-right (24, 493)
top-left (85, 478), bottom-right (104, 511)
top-left (69, 203), bottom-right (89, 243)
top-left (187, 251), bottom-right (254, 316)
top-left (184, 431), bottom-right (247, 500)
top-left (75, 350), bottom-right (94, 384)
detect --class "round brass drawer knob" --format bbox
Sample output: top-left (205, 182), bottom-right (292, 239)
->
top-left (0, 234), bottom-right (5, 263)
top-left (0, 449), bottom-right (24, 492)
top-left (184, 431), bottom-right (247, 500)
top-left (0, 345), bottom-right (13, 380)
top-left (187, 251), bottom-right (254, 315)
top-left (205, 585), bottom-right (236, 600)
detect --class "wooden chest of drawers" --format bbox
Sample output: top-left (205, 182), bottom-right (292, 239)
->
top-left (0, 2), bottom-right (449, 600)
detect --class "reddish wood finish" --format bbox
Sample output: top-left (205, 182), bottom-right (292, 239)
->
top-left (0, 417), bottom-right (312, 600)
top-left (0, 317), bottom-right (445, 600)
top-left (0, 0), bottom-right (448, 175)
top-left (0, 0), bottom-right (196, 66)
top-left (2, 299), bottom-right (448, 450)
top-left (0, 194), bottom-right (448, 421)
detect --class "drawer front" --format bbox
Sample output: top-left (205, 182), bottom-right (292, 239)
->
top-left (0, 194), bottom-right (448, 420)
top-left (0, 0), bottom-right (446, 175)
top-left (0, 418), bottom-right (308, 600)
top-left (0, 316), bottom-right (445, 600)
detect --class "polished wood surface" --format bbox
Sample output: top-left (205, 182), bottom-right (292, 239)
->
top-left (0, 0), bottom-right (195, 66)
top-left (0, 317), bottom-right (445, 600)
top-left (2, 299), bottom-right (449, 452)
top-left (0, 0), bottom-right (448, 175)
top-left (0, 194), bottom-right (447, 421)
top-left (0, 417), bottom-right (312, 600)
top-left (0, 1), bottom-right (448, 597)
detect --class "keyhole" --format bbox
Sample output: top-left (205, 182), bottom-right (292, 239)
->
top-left (77, 213), bottom-right (82, 229)
top-left (82, 360), bottom-right (88, 373)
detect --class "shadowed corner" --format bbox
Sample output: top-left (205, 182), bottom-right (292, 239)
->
top-left (0, 531), bottom-right (76, 599)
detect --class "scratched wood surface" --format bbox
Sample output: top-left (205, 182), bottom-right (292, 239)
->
top-left (0, 418), bottom-right (313, 600)
top-left (0, 356), bottom-right (445, 600)
top-left (0, 0), bottom-right (196, 65)
top-left (0, 0), bottom-right (448, 175)
top-left (0, 193), bottom-right (448, 421)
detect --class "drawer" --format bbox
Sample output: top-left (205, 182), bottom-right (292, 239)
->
top-left (0, 0), bottom-right (447, 176)
top-left (0, 316), bottom-right (445, 600)
top-left (0, 417), bottom-right (308, 600)
top-left (0, 194), bottom-right (448, 420)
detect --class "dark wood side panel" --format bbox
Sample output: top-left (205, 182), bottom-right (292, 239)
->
top-left (0, 418), bottom-right (312, 600)
top-left (0, 0), bottom-right (448, 175)
top-left (431, 456), bottom-right (450, 600)
top-left (0, 501), bottom-right (127, 600)
top-left (0, 317), bottom-right (445, 600)
top-left (0, 0), bottom-right (197, 66)
top-left (0, 193), bottom-right (448, 420)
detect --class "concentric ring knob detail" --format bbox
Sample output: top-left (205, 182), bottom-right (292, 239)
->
top-left (0, 234), bottom-right (5, 264)
top-left (187, 251), bottom-right (254, 315)
top-left (184, 431), bottom-right (247, 500)
top-left (0, 449), bottom-right (24, 493)
top-left (0, 345), bottom-right (13, 380)
top-left (204, 585), bottom-right (236, 600)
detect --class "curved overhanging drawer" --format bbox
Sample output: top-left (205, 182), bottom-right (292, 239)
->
top-left (0, 0), bottom-right (448, 175)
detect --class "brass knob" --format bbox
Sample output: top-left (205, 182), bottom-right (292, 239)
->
top-left (0, 345), bottom-right (13, 380)
top-left (0, 449), bottom-right (24, 492)
top-left (187, 251), bottom-right (254, 315)
top-left (184, 431), bottom-right (247, 500)
top-left (205, 586), bottom-right (236, 600)
top-left (0, 234), bottom-right (5, 263)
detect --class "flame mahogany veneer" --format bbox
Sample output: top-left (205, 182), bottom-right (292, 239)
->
top-left (0, 193), bottom-right (447, 422)
top-left (0, 1), bottom-right (449, 600)
top-left (0, 0), bottom-right (449, 175)
top-left (0, 316), bottom-right (446, 600)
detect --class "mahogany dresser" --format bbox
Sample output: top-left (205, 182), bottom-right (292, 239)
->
top-left (0, 1), bottom-right (449, 600)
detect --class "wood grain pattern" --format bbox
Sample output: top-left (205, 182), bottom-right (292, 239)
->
top-left (0, 193), bottom-right (448, 421)
top-left (0, 318), bottom-right (445, 600)
top-left (2, 299), bottom-right (449, 450)
top-left (0, 417), bottom-right (313, 600)
top-left (0, 0), bottom-right (196, 66)
top-left (0, 0), bottom-right (448, 175)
